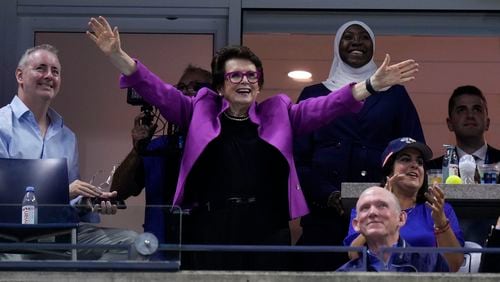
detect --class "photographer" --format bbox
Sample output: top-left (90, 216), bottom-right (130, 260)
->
top-left (110, 65), bottom-right (211, 258)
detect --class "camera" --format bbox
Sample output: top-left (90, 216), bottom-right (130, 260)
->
top-left (127, 87), bottom-right (154, 127)
top-left (127, 87), bottom-right (146, 106)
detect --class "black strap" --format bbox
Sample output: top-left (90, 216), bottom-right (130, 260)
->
top-left (365, 77), bottom-right (379, 95)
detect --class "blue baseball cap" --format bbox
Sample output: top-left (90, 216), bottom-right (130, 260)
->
top-left (381, 137), bottom-right (433, 168)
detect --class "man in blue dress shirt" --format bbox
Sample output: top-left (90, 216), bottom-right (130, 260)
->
top-left (0, 44), bottom-right (136, 260)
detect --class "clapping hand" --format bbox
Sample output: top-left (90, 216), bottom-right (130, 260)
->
top-left (424, 182), bottom-right (447, 227)
top-left (384, 174), bottom-right (406, 193)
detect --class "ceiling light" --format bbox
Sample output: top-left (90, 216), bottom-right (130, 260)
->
top-left (288, 70), bottom-right (312, 81)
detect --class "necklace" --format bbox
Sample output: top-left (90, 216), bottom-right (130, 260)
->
top-left (223, 111), bottom-right (249, 121)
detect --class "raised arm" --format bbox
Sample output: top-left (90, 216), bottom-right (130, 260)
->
top-left (425, 184), bottom-right (464, 272)
top-left (87, 16), bottom-right (136, 75)
top-left (351, 54), bottom-right (418, 101)
top-left (290, 55), bottom-right (419, 137)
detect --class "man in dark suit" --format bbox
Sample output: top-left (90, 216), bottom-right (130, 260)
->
top-left (427, 85), bottom-right (500, 243)
top-left (428, 85), bottom-right (500, 169)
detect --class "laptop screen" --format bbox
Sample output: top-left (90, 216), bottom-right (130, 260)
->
top-left (0, 158), bottom-right (78, 224)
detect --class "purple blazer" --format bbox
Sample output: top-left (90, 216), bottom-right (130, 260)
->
top-left (120, 61), bottom-right (363, 219)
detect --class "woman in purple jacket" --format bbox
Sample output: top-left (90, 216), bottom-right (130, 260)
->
top-left (87, 16), bottom-right (418, 270)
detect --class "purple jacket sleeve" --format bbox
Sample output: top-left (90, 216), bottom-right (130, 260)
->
top-left (119, 60), bottom-right (194, 127)
top-left (288, 83), bottom-right (363, 136)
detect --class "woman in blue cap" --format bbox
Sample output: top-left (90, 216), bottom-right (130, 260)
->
top-left (344, 137), bottom-right (464, 271)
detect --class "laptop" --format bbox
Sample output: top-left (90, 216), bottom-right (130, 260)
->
top-left (0, 158), bottom-right (78, 224)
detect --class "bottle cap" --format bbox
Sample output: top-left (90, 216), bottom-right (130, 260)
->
top-left (25, 186), bottom-right (35, 192)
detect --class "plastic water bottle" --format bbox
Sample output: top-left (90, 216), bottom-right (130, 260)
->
top-left (449, 147), bottom-right (459, 177)
top-left (442, 145), bottom-right (452, 182)
top-left (21, 186), bottom-right (38, 224)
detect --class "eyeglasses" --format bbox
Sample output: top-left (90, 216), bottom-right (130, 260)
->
top-left (224, 71), bottom-right (260, 84)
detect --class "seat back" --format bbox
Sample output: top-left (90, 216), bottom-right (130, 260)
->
top-left (459, 240), bottom-right (482, 273)
top-left (0, 158), bottom-right (77, 224)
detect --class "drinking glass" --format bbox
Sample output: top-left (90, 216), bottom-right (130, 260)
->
top-left (427, 169), bottom-right (443, 184)
top-left (478, 164), bottom-right (499, 184)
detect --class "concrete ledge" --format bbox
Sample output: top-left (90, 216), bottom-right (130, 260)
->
top-left (341, 183), bottom-right (500, 200)
top-left (1, 271), bottom-right (500, 282)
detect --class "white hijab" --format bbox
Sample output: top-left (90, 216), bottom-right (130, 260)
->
top-left (322, 20), bottom-right (378, 91)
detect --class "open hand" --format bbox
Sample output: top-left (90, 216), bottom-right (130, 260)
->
top-left (371, 54), bottom-right (419, 91)
top-left (86, 16), bottom-right (136, 75)
top-left (87, 16), bottom-right (121, 56)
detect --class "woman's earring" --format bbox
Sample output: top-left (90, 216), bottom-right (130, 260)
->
top-left (218, 92), bottom-right (223, 96)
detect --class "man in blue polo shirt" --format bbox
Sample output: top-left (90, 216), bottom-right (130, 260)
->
top-left (337, 186), bottom-right (449, 272)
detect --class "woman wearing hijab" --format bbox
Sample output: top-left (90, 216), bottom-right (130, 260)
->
top-left (293, 20), bottom-right (425, 270)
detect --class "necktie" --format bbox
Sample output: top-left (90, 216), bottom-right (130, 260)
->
top-left (473, 155), bottom-right (481, 183)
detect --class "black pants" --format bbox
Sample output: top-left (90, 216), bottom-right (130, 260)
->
top-left (182, 203), bottom-right (291, 270)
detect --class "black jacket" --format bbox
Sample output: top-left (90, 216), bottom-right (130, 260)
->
top-left (427, 144), bottom-right (500, 170)
top-left (480, 227), bottom-right (500, 272)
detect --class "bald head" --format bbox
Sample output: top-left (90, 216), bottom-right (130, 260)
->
top-left (353, 186), bottom-right (406, 243)
top-left (357, 186), bottom-right (401, 214)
